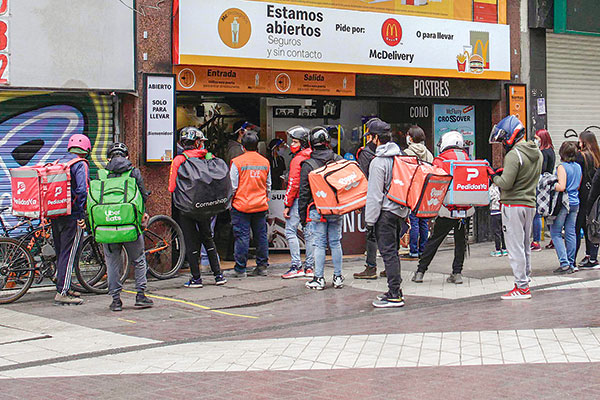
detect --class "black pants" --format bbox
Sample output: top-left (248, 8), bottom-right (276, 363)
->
top-left (417, 217), bottom-right (466, 274)
top-left (179, 214), bottom-right (221, 279)
top-left (490, 214), bottom-right (506, 251)
top-left (375, 211), bottom-right (402, 296)
top-left (575, 207), bottom-right (599, 260)
top-left (51, 216), bottom-right (83, 295)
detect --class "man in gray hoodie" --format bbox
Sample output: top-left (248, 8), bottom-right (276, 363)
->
top-left (365, 122), bottom-right (410, 308)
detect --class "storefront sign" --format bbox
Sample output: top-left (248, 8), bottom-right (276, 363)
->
top-left (177, 0), bottom-right (510, 80)
top-left (506, 83), bottom-right (527, 132)
top-left (273, 99), bottom-right (341, 119)
top-left (433, 104), bottom-right (476, 157)
top-left (0, 0), bottom-right (9, 84)
top-left (144, 74), bottom-right (176, 163)
top-left (174, 65), bottom-right (355, 96)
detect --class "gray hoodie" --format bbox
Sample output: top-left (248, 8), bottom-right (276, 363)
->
top-left (365, 142), bottom-right (410, 225)
top-left (404, 142), bottom-right (434, 163)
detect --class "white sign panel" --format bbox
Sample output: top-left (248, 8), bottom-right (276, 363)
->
top-left (179, 0), bottom-right (510, 80)
top-left (145, 75), bottom-right (175, 163)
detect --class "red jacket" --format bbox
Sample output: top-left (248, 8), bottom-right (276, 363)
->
top-left (284, 148), bottom-right (312, 207)
top-left (168, 148), bottom-right (208, 193)
top-left (433, 148), bottom-right (469, 171)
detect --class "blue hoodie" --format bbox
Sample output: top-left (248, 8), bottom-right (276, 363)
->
top-left (60, 153), bottom-right (89, 219)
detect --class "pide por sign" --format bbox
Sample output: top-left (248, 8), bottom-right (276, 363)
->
top-left (266, 4), bottom-right (323, 37)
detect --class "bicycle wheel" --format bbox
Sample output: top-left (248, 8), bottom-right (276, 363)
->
top-left (145, 215), bottom-right (185, 279)
top-left (74, 235), bottom-right (129, 294)
top-left (0, 238), bottom-right (35, 304)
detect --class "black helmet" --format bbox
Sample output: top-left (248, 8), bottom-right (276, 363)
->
top-left (309, 126), bottom-right (330, 148)
top-left (241, 131), bottom-right (259, 151)
top-left (107, 142), bottom-right (129, 159)
top-left (180, 126), bottom-right (207, 143)
top-left (287, 125), bottom-right (309, 148)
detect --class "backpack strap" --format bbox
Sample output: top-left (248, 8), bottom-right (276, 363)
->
top-left (304, 158), bottom-right (319, 171)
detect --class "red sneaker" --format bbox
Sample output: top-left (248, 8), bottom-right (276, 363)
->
top-left (501, 284), bottom-right (532, 300)
top-left (281, 267), bottom-right (305, 279)
top-left (304, 267), bottom-right (314, 278)
top-left (530, 242), bottom-right (541, 252)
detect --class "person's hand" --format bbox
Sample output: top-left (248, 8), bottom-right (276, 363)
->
top-left (283, 207), bottom-right (290, 219)
top-left (77, 219), bottom-right (86, 229)
top-left (366, 225), bottom-right (376, 242)
top-left (142, 213), bottom-right (150, 228)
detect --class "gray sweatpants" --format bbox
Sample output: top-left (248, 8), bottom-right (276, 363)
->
top-left (102, 234), bottom-right (147, 300)
top-left (502, 206), bottom-right (535, 289)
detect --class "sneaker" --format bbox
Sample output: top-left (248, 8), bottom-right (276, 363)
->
top-left (373, 291), bottom-right (405, 308)
top-left (54, 292), bottom-right (83, 305)
top-left (447, 273), bottom-right (463, 284)
top-left (502, 249), bottom-right (509, 256)
top-left (135, 292), bottom-right (154, 308)
top-left (380, 270), bottom-right (387, 278)
top-left (306, 277), bottom-right (325, 290)
top-left (281, 266), bottom-right (305, 279)
top-left (501, 284), bottom-right (532, 300)
top-left (401, 253), bottom-right (419, 261)
top-left (184, 277), bottom-right (203, 288)
top-left (530, 242), bottom-right (541, 252)
top-left (572, 266), bottom-right (579, 273)
top-left (332, 274), bottom-right (344, 289)
top-left (109, 298), bottom-right (123, 312)
top-left (490, 250), bottom-right (503, 257)
top-left (67, 289), bottom-right (81, 298)
top-left (353, 266), bottom-right (377, 280)
top-left (215, 275), bottom-right (227, 285)
top-left (223, 269), bottom-right (247, 278)
top-left (411, 271), bottom-right (424, 283)
top-left (579, 260), bottom-right (600, 269)
top-left (579, 255), bottom-right (591, 266)
top-left (250, 266), bottom-right (268, 277)
top-left (303, 267), bottom-right (314, 278)
top-left (553, 266), bottom-right (574, 275)
top-left (545, 241), bottom-right (554, 249)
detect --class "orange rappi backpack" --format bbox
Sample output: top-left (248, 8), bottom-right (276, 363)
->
top-left (307, 159), bottom-right (368, 218)
top-left (387, 156), bottom-right (452, 218)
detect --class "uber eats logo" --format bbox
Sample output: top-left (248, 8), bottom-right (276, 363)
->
top-left (105, 209), bottom-right (122, 222)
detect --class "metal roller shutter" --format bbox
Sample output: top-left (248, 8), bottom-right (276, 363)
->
top-left (547, 33), bottom-right (600, 151)
top-left (0, 91), bottom-right (114, 224)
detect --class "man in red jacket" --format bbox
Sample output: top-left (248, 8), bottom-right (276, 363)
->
top-left (281, 126), bottom-right (315, 279)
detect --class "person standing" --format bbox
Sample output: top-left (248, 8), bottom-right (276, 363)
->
top-left (266, 138), bottom-right (287, 190)
top-left (102, 143), bottom-right (154, 311)
top-left (225, 121), bottom-right (251, 165)
top-left (364, 121), bottom-right (410, 308)
top-left (281, 126), bottom-right (315, 279)
top-left (51, 134), bottom-right (90, 305)
top-left (299, 126), bottom-right (344, 290)
top-left (531, 129), bottom-right (555, 251)
top-left (489, 183), bottom-right (507, 257)
top-left (404, 125), bottom-right (434, 260)
top-left (169, 127), bottom-right (227, 288)
top-left (411, 131), bottom-right (473, 285)
top-left (353, 118), bottom-right (390, 279)
top-left (225, 132), bottom-right (271, 278)
top-left (489, 115), bottom-right (542, 300)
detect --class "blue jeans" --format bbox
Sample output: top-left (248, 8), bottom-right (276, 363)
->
top-left (409, 213), bottom-right (429, 255)
top-left (532, 213), bottom-right (542, 243)
top-left (550, 204), bottom-right (579, 269)
top-left (231, 208), bottom-right (269, 272)
top-left (285, 199), bottom-right (315, 269)
top-left (309, 208), bottom-right (342, 278)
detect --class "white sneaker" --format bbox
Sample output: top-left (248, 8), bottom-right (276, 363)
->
top-left (332, 274), bottom-right (344, 289)
top-left (306, 277), bottom-right (325, 290)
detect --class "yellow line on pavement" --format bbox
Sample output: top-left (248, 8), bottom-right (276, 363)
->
top-left (123, 290), bottom-right (258, 319)
top-left (118, 318), bottom-right (137, 324)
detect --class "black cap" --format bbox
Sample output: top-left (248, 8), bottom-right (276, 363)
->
top-left (367, 118), bottom-right (391, 135)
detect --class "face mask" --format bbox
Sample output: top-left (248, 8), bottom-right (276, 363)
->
top-left (290, 143), bottom-right (301, 153)
top-left (535, 139), bottom-right (541, 148)
top-left (330, 139), bottom-right (338, 147)
top-left (277, 147), bottom-right (287, 157)
top-left (406, 136), bottom-right (412, 146)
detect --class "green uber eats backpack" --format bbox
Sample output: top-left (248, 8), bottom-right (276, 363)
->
top-left (87, 169), bottom-right (145, 244)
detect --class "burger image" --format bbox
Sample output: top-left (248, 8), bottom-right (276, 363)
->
top-left (469, 54), bottom-right (484, 74)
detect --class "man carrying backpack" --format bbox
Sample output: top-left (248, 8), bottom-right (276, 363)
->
top-left (169, 127), bottom-right (227, 288)
top-left (51, 134), bottom-right (90, 305)
top-left (281, 125), bottom-right (315, 279)
top-left (411, 131), bottom-right (473, 285)
top-left (299, 126), bottom-right (344, 290)
top-left (365, 120), bottom-right (410, 307)
top-left (101, 143), bottom-right (154, 311)
top-left (225, 131), bottom-right (271, 278)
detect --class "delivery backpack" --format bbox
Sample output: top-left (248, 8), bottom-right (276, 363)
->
top-left (10, 158), bottom-right (88, 219)
top-left (387, 156), bottom-right (453, 218)
top-left (172, 154), bottom-right (232, 218)
top-left (307, 158), bottom-right (368, 216)
top-left (442, 160), bottom-right (490, 206)
top-left (87, 169), bottom-right (145, 244)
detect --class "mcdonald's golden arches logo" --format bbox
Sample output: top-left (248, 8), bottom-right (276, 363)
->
top-left (381, 18), bottom-right (402, 47)
top-left (470, 31), bottom-right (490, 70)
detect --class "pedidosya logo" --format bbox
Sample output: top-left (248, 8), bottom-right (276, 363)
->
top-left (381, 18), bottom-right (402, 47)
top-left (218, 8), bottom-right (251, 49)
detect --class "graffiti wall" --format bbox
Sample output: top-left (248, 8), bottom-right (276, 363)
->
top-left (0, 91), bottom-right (114, 230)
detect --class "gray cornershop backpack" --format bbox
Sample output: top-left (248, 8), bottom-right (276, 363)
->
top-left (173, 154), bottom-right (232, 218)
top-left (588, 196), bottom-right (600, 244)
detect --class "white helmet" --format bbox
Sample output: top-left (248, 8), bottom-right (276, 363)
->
top-left (438, 130), bottom-right (464, 153)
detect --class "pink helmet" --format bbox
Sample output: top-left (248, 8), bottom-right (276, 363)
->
top-left (68, 134), bottom-right (91, 154)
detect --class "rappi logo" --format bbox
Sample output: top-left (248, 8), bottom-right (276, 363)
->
top-left (381, 18), bottom-right (402, 47)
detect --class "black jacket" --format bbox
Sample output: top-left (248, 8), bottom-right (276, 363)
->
top-left (541, 148), bottom-right (555, 175)
top-left (298, 148), bottom-right (341, 226)
top-left (576, 152), bottom-right (596, 210)
top-left (357, 141), bottom-right (377, 178)
top-left (267, 153), bottom-right (286, 190)
top-left (106, 156), bottom-right (149, 203)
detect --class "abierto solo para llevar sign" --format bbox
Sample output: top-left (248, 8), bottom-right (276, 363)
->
top-left (145, 75), bottom-right (175, 163)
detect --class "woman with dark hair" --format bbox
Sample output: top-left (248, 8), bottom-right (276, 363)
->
top-left (550, 141), bottom-right (582, 274)
top-left (531, 129), bottom-right (555, 251)
top-left (576, 131), bottom-right (600, 268)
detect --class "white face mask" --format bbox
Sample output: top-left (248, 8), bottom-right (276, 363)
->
top-left (535, 139), bottom-right (541, 148)
top-left (406, 136), bottom-right (412, 146)
top-left (330, 139), bottom-right (338, 147)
